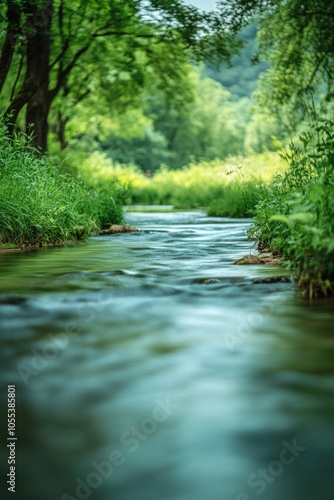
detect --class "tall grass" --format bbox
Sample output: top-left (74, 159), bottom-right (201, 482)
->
top-left (78, 151), bottom-right (284, 217)
top-left (128, 154), bottom-right (284, 216)
top-left (252, 118), bottom-right (334, 298)
top-left (0, 122), bottom-right (125, 248)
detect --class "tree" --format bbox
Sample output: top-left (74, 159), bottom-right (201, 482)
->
top-left (218, 0), bottom-right (334, 117)
top-left (155, 70), bottom-right (246, 165)
top-left (0, 0), bottom-right (241, 152)
top-left (0, 1), bottom-right (21, 95)
top-left (91, 68), bottom-right (246, 170)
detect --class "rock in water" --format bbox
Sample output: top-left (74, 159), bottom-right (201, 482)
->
top-left (99, 224), bottom-right (139, 235)
top-left (234, 253), bottom-right (282, 265)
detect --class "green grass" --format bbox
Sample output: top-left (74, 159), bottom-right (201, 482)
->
top-left (206, 181), bottom-right (266, 217)
top-left (128, 154), bottom-right (284, 217)
top-left (0, 121), bottom-right (125, 248)
top-left (78, 151), bottom-right (284, 217)
top-left (251, 118), bottom-right (334, 298)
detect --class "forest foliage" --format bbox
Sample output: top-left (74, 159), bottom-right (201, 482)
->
top-left (0, 1), bottom-right (284, 166)
top-left (0, 0), bottom-right (241, 152)
top-left (0, 118), bottom-right (125, 247)
top-left (228, 0), bottom-right (334, 297)
top-left (77, 150), bottom-right (284, 217)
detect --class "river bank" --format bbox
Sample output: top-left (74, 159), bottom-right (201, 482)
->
top-left (251, 121), bottom-right (334, 299)
top-left (0, 120), bottom-right (126, 251)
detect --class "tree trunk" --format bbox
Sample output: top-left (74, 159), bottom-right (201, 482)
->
top-left (25, 1), bottom-right (53, 152)
top-left (0, 1), bottom-right (21, 94)
top-left (56, 111), bottom-right (68, 150)
top-left (5, 78), bottom-right (35, 136)
top-left (26, 89), bottom-right (52, 152)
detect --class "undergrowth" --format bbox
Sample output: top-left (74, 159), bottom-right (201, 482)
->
top-left (252, 117), bottom-right (334, 298)
top-left (0, 121), bottom-right (125, 248)
top-left (78, 151), bottom-right (284, 217)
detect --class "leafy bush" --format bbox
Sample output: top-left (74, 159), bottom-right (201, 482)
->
top-left (59, 145), bottom-right (283, 218)
top-left (57, 145), bottom-right (283, 224)
top-left (252, 118), bottom-right (334, 297)
top-left (124, 153), bottom-right (284, 216)
top-left (0, 121), bottom-right (125, 247)
top-left (207, 181), bottom-right (266, 218)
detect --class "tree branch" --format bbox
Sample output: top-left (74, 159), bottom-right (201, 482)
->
top-left (92, 31), bottom-right (157, 38)
top-left (5, 77), bottom-right (36, 133)
top-left (10, 52), bottom-right (25, 101)
top-left (50, 39), bottom-right (70, 69)
top-left (0, 0), bottom-right (21, 94)
top-left (50, 42), bottom-right (92, 98)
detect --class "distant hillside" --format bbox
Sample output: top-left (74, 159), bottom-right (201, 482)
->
top-left (205, 21), bottom-right (268, 99)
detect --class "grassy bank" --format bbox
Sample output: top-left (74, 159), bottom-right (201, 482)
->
top-left (0, 122), bottom-right (125, 249)
top-left (79, 151), bottom-right (285, 218)
top-left (252, 119), bottom-right (334, 298)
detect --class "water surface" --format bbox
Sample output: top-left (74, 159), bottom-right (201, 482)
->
top-left (1, 211), bottom-right (334, 500)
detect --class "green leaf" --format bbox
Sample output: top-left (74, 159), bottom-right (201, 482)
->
top-left (270, 214), bottom-right (290, 224)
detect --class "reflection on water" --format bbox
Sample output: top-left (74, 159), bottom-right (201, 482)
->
top-left (1, 211), bottom-right (334, 500)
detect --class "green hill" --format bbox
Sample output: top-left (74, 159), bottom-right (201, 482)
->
top-left (205, 21), bottom-right (268, 99)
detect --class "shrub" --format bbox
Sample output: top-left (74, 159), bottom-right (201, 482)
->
top-left (0, 121), bottom-right (125, 247)
top-left (124, 153), bottom-right (284, 215)
top-left (252, 118), bottom-right (334, 297)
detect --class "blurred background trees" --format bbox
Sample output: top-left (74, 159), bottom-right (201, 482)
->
top-left (0, 0), bottom-right (240, 152)
top-left (57, 18), bottom-right (283, 172)
top-left (2, 0), bottom-right (333, 171)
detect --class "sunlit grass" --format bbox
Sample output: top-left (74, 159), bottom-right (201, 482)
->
top-left (0, 123), bottom-right (125, 248)
top-left (79, 151), bottom-right (285, 217)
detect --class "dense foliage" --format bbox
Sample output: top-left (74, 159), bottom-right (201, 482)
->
top-left (73, 150), bottom-right (284, 217)
top-left (214, 0), bottom-right (334, 297)
top-left (0, 0), bottom-right (241, 151)
top-left (0, 120), bottom-right (125, 247)
top-left (60, 19), bottom-right (284, 170)
top-left (252, 117), bottom-right (334, 297)
top-left (84, 69), bottom-right (250, 170)
top-left (220, 0), bottom-right (334, 120)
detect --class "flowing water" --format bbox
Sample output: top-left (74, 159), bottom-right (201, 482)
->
top-left (1, 211), bottom-right (334, 500)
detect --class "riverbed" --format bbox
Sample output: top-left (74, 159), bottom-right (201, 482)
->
top-left (1, 211), bottom-right (334, 500)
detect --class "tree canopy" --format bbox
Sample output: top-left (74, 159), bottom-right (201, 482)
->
top-left (0, 0), bottom-right (241, 151)
top-left (218, 0), bottom-right (334, 116)
top-left (2, 0), bottom-right (333, 155)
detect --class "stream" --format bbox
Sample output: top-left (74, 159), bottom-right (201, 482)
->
top-left (1, 211), bottom-right (334, 500)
